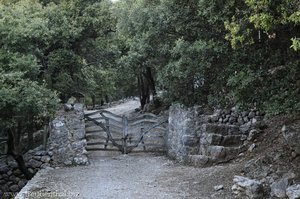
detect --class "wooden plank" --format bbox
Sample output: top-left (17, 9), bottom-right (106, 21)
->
top-left (87, 116), bottom-right (106, 121)
top-left (130, 119), bottom-right (158, 126)
top-left (129, 113), bottom-right (158, 122)
top-left (87, 142), bottom-right (115, 146)
top-left (100, 110), bottom-right (123, 119)
top-left (130, 150), bottom-right (166, 153)
top-left (86, 148), bottom-right (120, 151)
top-left (86, 129), bottom-right (106, 133)
top-left (108, 120), bottom-right (123, 129)
top-left (109, 125), bottom-right (123, 132)
top-left (85, 122), bottom-right (98, 128)
top-left (84, 110), bottom-right (103, 117)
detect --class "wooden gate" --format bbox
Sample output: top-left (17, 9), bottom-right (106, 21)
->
top-left (84, 110), bottom-right (168, 154)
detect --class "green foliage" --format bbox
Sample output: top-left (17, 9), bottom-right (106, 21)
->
top-left (0, 72), bottom-right (59, 130)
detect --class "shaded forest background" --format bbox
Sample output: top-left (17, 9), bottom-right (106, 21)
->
top-left (0, 0), bottom-right (299, 160)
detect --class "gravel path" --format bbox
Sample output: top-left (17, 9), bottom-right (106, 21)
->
top-left (17, 152), bottom-right (240, 199)
top-left (17, 99), bottom-right (241, 199)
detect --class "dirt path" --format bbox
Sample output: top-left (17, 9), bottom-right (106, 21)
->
top-left (84, 98), bottom-right (140, 118)
top-left (17, 152), bottom-right (240, 199)
top-left (17, 100), bottom-right (240, 199)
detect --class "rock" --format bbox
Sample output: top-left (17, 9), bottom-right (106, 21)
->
top-left (243, 117), bottom-right (250, 123)
top-left (7, 170), bottom-right (12, 176)
top-left (188, 155), bottom-right (210, 166)
top-left (238, 117), bottom-right (244, 125)
top-left (13, 169), bottom-right (22, 176)
top-left (28, 168), bottom-right (34, 174)
top-left (248, 129), bottom-right (259, 141)
top-left (9, 175), bottom-right (16, 183)
top-left (214, 185), bottom-right (224, 191)
top-left (240, 122), bottom-right (252, 134)
top-left (182, 135), bottom-right (198, 147)
top-left (210, 115), bottom-right (219, 123)
top-left (41, 156), bottom-right (51, 163)
top-left (0, 164), bottom-right (10, 174)
top-left (252, 118), bottom-right (257, 124)
top-left (34, 150), bottom-right (47, 156)
top-left (27, 159), bottom-right (42, 169)
top-left (271, 178), bottom-right (289, 198)
top-left (242, 111), bottom-right (249, 117)
top-left (64, 103), bottom-right (73, 111)
top-left (7, 160), bottom-right (18, 169)
top-left (18, 179), bottom-right (27, 189)
top-left (73, 155), bottom-right (89, 165)
top-left (248, 143), bottom-right (256, 152)
top-left (9, 184), bottom-right (19, 192)
top-left (248, 111), bottom-right (256, 119)
top-left (63, 160), bottom-right (73, 166)
top-left (286, 184), bottom-right (300, 199)
top-left (282, 125), bottom-right (300, 154)
top-left (47, 151), bottom-right (54, 157)
top-left (229, 116), bottom-right (237, 124)
top-left (232, 176), bottom-right (264, 199)
top-left (41, 163), bottom-right (51, 169)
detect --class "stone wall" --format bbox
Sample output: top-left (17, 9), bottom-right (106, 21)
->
top-left (0, 146), bottom-right (52, 198)
top-left (47, 103), bottom-right (88, 166)
top-left (0, 103), bottom-right (88, 198)
top-left (167, 104), bottom-right (265, 166)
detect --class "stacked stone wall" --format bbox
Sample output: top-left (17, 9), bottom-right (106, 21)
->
top-left (167, 104), bottom-right (265, 166)
top-left (0, 103), bottom-right (88, 198)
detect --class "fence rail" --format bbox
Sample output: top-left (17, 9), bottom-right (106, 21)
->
top-left (84, 110), bottom-right (168, 154)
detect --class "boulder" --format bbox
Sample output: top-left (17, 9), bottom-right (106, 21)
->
top-left (271, 178), bottom-right (289, 198)
top-left (286, 184), bottom-right (300, 199)
top-left (282, 125), bottom-right (300, 154)
top-left (232, 176), bottom-right (264, 199)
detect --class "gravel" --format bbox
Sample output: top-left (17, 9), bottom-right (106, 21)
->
top-left (17, 152), bottom-right (241, 199)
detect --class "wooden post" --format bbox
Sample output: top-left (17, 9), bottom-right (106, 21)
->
top-left (122, 116), bottom-right (128, 154)
top-left (141, 126), bottom-right (146, 151)
top-left (105, 118), bottom-right (110, 149)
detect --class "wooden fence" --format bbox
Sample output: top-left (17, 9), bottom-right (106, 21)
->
top-left (84, 110), bottom-right (168, 154)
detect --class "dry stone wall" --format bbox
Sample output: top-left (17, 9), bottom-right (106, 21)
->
top-left (167, 104), bottom-right (265, 166)
top-left (0, 103), bottom-right (88, 198)
top-left (48, 103), bottom-right (88, 166)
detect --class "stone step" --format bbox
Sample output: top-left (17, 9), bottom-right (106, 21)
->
top-left (200, 133), bottom-right (246, 147)
top-left (199, 145), bottom-right (243, 162)
top-left (188, 155), bottom-right (212, 166)
top-left (201, 123), bottom-right (240, 135)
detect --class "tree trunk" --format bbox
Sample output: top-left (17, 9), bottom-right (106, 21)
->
top-left (91, 94), bottom-right (96, 109)
top-left (137, 74), bottom-right (150, 110)
top-left (7, 124), bottom-right (33, 180)
top-left (144, 67), bottom-right (157, 97)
